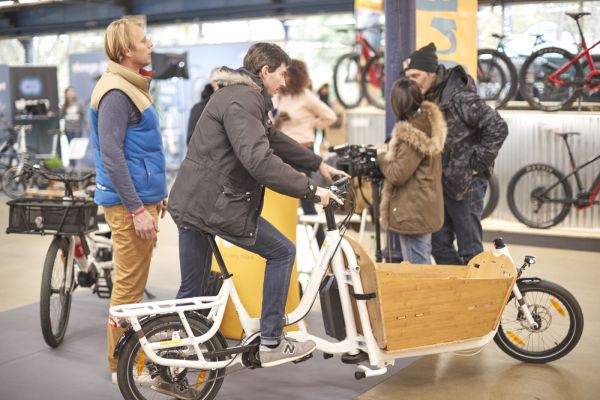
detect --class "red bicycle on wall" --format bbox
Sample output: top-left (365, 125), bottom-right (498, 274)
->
top-left (333, 26), bottom-right (385, 109)
top-left (519, 12), bottom-right (600, 111)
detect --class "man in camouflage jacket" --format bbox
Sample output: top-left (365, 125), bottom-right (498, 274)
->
top-left (404, 43), bottom-right (508, 264)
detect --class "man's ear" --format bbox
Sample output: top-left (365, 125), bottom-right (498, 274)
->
top-left (122, 47), bottom-right (133, 60)
top-left (258, 65), bottom-right (270, 80)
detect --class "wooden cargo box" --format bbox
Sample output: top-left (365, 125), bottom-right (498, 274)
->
top-left (344, 237), bottom-right (517, 352)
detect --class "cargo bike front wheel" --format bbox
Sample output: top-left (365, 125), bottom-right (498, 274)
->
top-left (40, 236), bottom-right (76, 347)
top-left (494, 279), bottom-right (583, 363)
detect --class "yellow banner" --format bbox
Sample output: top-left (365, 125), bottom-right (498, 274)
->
top-left (212, 189), bottom-right (301, 339)
top-left (355, 0), bottom-right (383, 12)
top-left (415, 0), bottom-right (477, 76)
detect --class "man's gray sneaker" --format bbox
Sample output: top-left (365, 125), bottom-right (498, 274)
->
top-left (151, 379), bottom-right (196, 400)
top-left (259, 337), bottom-right (316, 367)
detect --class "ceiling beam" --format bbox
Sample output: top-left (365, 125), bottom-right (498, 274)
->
top-left (0, 0), bottom-right (353, 38)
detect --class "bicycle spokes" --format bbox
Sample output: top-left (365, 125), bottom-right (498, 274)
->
top-left (508, 166), bottom-right (572, 228)
top-left (49, 251), bottom-right (71, 334)
top-left (501, 292), bottom-right (571, 354)
top-left (520, 48), bottom-right (583, 111)
top-left (334, 53), bottom-right (362, 108)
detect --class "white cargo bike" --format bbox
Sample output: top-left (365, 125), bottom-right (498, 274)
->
top-left (110, 174), bottom-right (583, 400)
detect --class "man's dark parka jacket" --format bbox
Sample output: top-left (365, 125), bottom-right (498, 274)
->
top-left (168, 67), bottom-right (321, 245)
top-left (425, 65), bottom-right (508, 200)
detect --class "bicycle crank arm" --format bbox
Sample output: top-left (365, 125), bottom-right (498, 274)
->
top-left (202, 343), bottom-right (258, 359)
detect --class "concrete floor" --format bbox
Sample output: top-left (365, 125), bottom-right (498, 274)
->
top-left (0, 195), bottom-right (598, 399)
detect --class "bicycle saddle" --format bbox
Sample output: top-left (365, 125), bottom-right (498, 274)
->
top-left (492, 33), bottom-right (505, 39)
top-left (566, 12), bottom-right (590, 20)
top-left (555, 131), bottom-right (580, 138)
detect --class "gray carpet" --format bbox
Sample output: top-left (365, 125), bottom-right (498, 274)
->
top-left (0, 287), bottom-right (416, 400)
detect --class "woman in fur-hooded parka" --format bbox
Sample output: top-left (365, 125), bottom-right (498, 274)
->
top-left (378, 101), bottom-right (447, 235)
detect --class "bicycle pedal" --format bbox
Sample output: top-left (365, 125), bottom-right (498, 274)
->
top-left (94, 278), bottom-right (112, 299)
top-left (292, 352), bottom-right (313, 364)
top-left (95, 288), bottom-right (111, 299)
top-left (341, 351), bottom-right (368, 364)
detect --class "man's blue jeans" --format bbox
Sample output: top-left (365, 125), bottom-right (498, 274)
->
top-left (432, 176), bottom-right (488, 265)
top-left (177, 217), bottom-right (295, 346)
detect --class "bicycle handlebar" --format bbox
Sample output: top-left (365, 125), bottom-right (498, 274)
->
top-left (312, 175), bottom-right (351, 208)
top-left (27, 163), bottom-right (95, 183)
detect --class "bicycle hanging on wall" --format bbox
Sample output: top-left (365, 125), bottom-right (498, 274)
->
top-left (519, 12), bottom-right (600, 111)
top-left (507, 131), bottom-right (600, 228)
top-left (333, 26), bottom-right (385, 110)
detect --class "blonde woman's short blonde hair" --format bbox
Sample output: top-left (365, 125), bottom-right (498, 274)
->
top-left (104, 17), bottom-right (145, 63)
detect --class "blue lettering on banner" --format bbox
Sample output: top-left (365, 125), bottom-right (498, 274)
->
top-left (431, 18), bottom-right (457, 54)
top-left (416, 0), bottom-right (457, 12)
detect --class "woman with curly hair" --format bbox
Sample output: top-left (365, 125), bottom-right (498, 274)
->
top-left (273, 59), bottom-right (336, 248)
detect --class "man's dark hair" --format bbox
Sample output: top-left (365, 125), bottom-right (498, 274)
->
top-left (243, 42), bottom-right (291, 75)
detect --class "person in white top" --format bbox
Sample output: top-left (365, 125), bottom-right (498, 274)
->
top-left (273, 59), bottom-right (337, 248)
top-left (273, 59), bottom-right (336, 148)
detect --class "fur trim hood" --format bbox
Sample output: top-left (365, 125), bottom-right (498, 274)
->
top-left (212, 67), bottom-right (262, 91)
top-left (383, 101), bottom-right (447, 162)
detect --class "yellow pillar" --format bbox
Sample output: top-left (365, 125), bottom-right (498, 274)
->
top-left (212, 190), bottom-right (301, 339)
top-left (416, 0), bottom-right (478, 76)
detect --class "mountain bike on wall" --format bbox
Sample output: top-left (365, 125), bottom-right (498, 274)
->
top-left (333, 26), bottom-right (385, 109)
top-left (477, 33), bottom-right (546, 109)
top-left (507, 131), bottom-right (600, 228)
top-left (519, 12), bottom-right (600, 111)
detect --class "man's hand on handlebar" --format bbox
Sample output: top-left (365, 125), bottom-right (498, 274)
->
top-left (318, 162), bottom-right (350, 184)
top-left (314, 186), bottom-right (344, 207)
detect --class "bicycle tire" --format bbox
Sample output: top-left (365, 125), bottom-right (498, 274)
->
top-left (482, 174), bottom-right (500, 220)
top-left (117, 314), bottom-right (227, 400)
top-left (361, 53), bottom-right (385, 109)
top-left (494, 279), bottom-right (583, 363)
top-left (333, 52), bottom-right (362, 109)
top-left (1, 166), bottom-right (27, 199)
top-left (477, 49), bottom-right (518, 109)
top-left (477, 58), bottom-right (507, 101)
top-left (507, 164), bottom-right (572, 229)
top-left (40, 237), bottom-right (74, 348)
top-left (519, 47), bottom-right (583, 111)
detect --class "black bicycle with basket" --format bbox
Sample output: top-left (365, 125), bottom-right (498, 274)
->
top-left (5, 163), bottom-right (115, 347)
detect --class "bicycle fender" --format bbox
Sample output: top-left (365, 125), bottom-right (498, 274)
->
top-left (113, 327), bottom-right (135, 357)
top-left (112, 314), bottom-right (159, 357)
top-left (517, 277), bottom-right (543, 286)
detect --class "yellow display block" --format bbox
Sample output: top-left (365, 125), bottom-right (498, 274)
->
top-left (212, 189), bottom-right (301, 339)
top-left (416, 0), bottom-right (477, 76)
